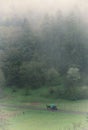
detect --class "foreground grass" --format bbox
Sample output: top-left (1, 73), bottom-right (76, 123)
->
top-left (0, 87), bottom-right (88, 130)
top-left (5, 110), bottom-right (88, 130)
top-left (0, 107), bottom-right (87, 130)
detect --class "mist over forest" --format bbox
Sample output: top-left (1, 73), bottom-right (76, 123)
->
top-left (0, 4), bottom-right (88, 100)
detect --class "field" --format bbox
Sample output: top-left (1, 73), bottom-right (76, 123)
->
top-left (0, 106), bottom-right (88, 130)
top-left (8, 110), bottom-right (88, 130)
top-left (0, 88), bottom-right (88, 130)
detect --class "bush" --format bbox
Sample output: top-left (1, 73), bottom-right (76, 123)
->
top-left (64, 86), bottom-right (88, 100)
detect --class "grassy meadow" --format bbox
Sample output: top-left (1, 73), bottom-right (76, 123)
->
top-left (0, 88), bottom-right (88, 130)
top-left (0, 108), bottom-right (88, 130)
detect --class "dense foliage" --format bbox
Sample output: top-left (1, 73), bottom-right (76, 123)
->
top-left (0, 11), bottom-right (88, 100)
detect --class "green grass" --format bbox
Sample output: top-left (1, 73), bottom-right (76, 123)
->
top-left (7, 110), bottom-right (88, 130)
top-left (1, 87), bottom-right (88, 112)
top-left (0, 87), bottom-right (88, 130)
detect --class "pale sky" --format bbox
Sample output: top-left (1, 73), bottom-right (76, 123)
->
top-left (0, 0), bottom-right (88, 17)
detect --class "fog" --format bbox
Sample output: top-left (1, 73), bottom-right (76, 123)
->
top-left (0, 0), bottom-right (88, 17)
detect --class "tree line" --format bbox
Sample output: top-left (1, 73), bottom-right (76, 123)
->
top-left (0, 11), bottom-right (88, 100)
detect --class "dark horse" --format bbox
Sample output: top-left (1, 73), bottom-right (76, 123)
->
top-left (46, 104), bottom-right (58, 110)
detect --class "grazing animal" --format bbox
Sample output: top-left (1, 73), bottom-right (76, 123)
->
top-left (46, 104), bottom-right (58, 111)
top-left (46, 105), bottom-right (51, 110)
